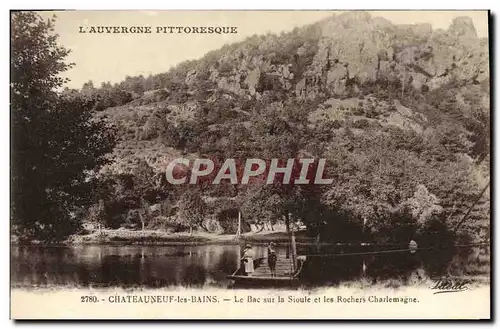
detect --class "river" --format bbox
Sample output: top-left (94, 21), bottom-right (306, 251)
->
top-left (10, 244), bottom-right (490, 288)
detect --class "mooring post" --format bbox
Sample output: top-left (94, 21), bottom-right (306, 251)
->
top-left (291, 231), bottom-right (297, 273)
top-left (289, 213), bottom-right (297, 272)
top-left (237, 211), bottom-right (241, 237)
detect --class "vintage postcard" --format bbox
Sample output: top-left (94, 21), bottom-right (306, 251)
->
top-left (10, 10), bottom-right (491, 320)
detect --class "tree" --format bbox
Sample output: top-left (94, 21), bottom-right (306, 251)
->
top-left (404, 184), bottom-right (443, 226)
top-left (177, 189), bottom-right (206, 235)
top-left (11, 12), bottom-right (116, 241)
top-left (87, 199), bottom-right (105, 233)
top-left (81, 80), bottom-right (96, 96)
top-left (238, 185), bottom-right (282, 232)
top-left (130, 159), bottom-right (165, 230)
top-left (137, 198), bottom-right (150, 231)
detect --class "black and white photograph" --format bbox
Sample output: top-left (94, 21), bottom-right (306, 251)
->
top-left (9, 10), bottom-right (491, 319)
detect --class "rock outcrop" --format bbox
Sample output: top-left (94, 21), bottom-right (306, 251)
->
top-left (295, 12), bottom-right (488, 98)
top-left (173, 12), bottom-right (488, 103)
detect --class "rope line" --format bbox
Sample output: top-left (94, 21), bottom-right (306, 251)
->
top-left (298, 243), bottom-right (489, 258)
top-left (259, 243), bottom-right (488, 259)
top-left (303, 248), bottom-right (412, 257)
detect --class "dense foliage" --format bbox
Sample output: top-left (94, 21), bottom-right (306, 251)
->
top-left (11, 12), bottom-right (117, 241)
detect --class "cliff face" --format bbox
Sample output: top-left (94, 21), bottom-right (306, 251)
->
top-left (176, 12), bottom-right (489, 100)
top-left (302, 13), bottom-right (487, 99)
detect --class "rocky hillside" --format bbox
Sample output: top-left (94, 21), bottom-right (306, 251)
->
top-left (91, 12), bottom-right (490, 240)
top-left (98, 12), bottom-right (488, 170)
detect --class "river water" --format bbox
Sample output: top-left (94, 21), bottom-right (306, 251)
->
top-left (10, 244), bottom-right (490, 288)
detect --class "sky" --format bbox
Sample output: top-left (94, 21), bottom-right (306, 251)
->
top-left (36, 10), bottom-right (489, 89)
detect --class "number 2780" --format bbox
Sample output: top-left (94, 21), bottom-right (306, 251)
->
top-left (80, 295), bottom-right (99, 303)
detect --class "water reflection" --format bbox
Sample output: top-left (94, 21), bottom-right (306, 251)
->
top-left (10, 244), bottom-right (489, 288)
top-left (299, 244), bottom-right (490, 287)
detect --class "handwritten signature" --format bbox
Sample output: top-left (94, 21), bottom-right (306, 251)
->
top-left (430, 277), bottom-right (471, 294)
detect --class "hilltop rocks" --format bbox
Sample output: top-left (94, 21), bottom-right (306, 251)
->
top-left (298, 12), bottom-right (487, 96)
top-left (295, 77), bottom-right (306, 98)
top-left (428, 24), bottom-right (487, 85)
top-left (326, 62), bottom-right (349, 95)
top-left (313, 12), bottom-right (393, 85)
top-left (245, 67), bottom-right (261, 95)
top-left (271, 64), bottom-right (294, 90)
top-left (393, 23), bottom-right (433, 48)
top-left (133, 12), bottom-right (488, 120)
top-left (449, 16), bottom-right (478, 38)
top-left (179, 12), bottom-right (486, 102)
top-left (185, 69), bottom-right (198, 85)
top-left (217, 76), bottom-right (243, 95)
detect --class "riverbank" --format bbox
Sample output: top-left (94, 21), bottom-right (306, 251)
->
top-left (12, 228), bottom-right (318, 246)
top-left (11, 228), bottom-right (491, 248)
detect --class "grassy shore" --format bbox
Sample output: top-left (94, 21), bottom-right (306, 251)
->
top-left (54, 228), bottom-right (317, 246)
